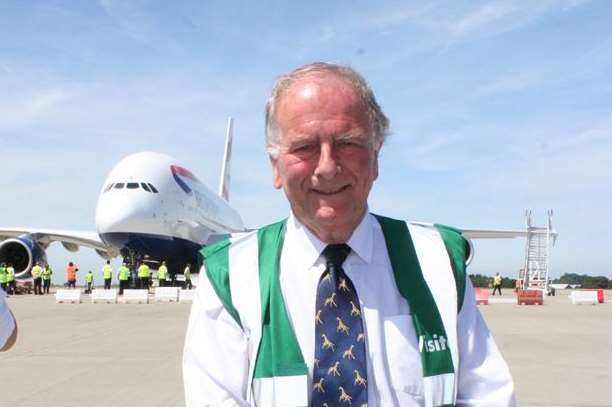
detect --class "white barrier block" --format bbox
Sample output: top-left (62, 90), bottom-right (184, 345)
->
top-left (155, 287), bottom-right (179, 302)
top-left (121, 289), bottom-right (149, 304)
top-left (91, 289), bottom-right (118, 304)
top-left (179, 289), bottom-right (195, 303)
top-left (488, 298), bottom-right (516, 304)
top-left (569, 290), bottom-right (598, 305)
top-left (55, 289), bottom-right (82, 304)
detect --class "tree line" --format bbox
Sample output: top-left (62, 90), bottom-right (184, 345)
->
top-left (469, 273), bottom-right (612, 289)
top-left (554, 273), bottom-right (611, 289)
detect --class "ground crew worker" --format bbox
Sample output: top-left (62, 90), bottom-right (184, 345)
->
top-left (183, 264), bottom-right (192, 290)
top-left (0, 263), bottom-right (7, 293)
top-left (102, 260), bottom-right (113, 289)
top-left (66, 262), bottom-right (78, 288)
top-left (6, 265), bottom-right (15, 295)
top-left (31, 262), bottom-right (43, 295)
top-left (41, 264), bottom-right (52, 294)
top-left (492, 272), bottom-right (503, 296)
top-left (138, 263), bottom-right (150, 290)
top-left (118, 263), bottom-right (129, 295)
top-left (85, 271), bottom-right (94, 294)
top-left (157, 261), bottom-right (168, 287)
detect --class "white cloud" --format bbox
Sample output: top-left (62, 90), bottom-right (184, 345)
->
top-left (449, 3), bottom-right (515, 37)
top-left (0, 90), bottom-right (67, 129)
top-left (97, 0), bottom-right (155, 44)
top-left (361, 3), bottom-right (434, 31)
top-left (476, 72), bottom-right (542, 96)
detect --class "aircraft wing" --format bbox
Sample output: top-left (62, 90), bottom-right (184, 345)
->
top-left (0, 227), bottom-right (115, 257)
top-left (456, 227), bottom-right (558, 266)
top-left (461, 228), bottom-right (558, 240)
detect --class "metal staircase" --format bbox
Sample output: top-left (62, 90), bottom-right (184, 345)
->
top-left (519, 210), bottom-right (555, 292)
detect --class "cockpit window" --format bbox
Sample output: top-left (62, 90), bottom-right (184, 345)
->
top-left (107, 182), bottom-right (157, 192)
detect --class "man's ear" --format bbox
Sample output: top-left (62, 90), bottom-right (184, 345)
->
top-left (270, 157), bottom-right (283, 189)
top-left (373, 151), bottom-right (379, 181)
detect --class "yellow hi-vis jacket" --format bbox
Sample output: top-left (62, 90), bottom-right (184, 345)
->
top-left (138, 264), bottom-right (150, 278)
top-left (102, 264), bottom-right (113, 279)
top-left (6, 267), bottom-right (15, 282)
top-left (158, 265), bottom-right (168, 280)
top-left (31, 265), bottom-right (43, 279)
top-left (118, 266), bottom-right (130, 281)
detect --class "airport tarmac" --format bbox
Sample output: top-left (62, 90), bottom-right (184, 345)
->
top-left (1, 289), bottom-right (611, 407)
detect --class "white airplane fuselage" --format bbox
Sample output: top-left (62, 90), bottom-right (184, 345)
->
top-left (95, 152), bottom-right (244, 270)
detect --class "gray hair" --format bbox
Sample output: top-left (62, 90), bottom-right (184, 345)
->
top-left (265, 62), bottom-right (389, 159)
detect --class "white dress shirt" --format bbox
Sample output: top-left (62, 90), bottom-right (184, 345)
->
top-left (183, 212), bottom-right (515, 406)
top-left (0, 289), bottom-right (16, 350)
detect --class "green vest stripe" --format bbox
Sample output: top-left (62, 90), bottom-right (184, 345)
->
top-left (201, 216), bottom-right (466, 406)
top-left (434, 224), bottom-right (468, 312)
top-left (253, 221), bottom-right (307, 378)
top-left (202, 239), bottom-right (242, 328)
top-left (375, 215), bottom-right (455, 377)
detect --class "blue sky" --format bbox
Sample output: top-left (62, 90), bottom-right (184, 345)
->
top-left (1, 0), bottom-right (611, 283)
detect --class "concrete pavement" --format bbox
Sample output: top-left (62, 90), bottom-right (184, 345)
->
top-left (2, 289), bottom-right (611, 406)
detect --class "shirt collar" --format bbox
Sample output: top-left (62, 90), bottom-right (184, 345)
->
top-left (285, 210), bottom-right (374, 267)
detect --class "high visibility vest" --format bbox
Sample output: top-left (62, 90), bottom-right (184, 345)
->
top-left (138, 264), bottom-right (150, 278)
top-left (6, 267), bottom-right (15, 282)
top-left (0, 267), bottom-right (6, 284)
top-left (184, 267), bottom-right (191, 280)
top-left (42, 267), bottom-right (52, 280)
top-left (201, 216), bottom-right (469, 407)
top-left (85, 273), bottom-right (94, 283)
top-left (118, 266), bottom-right (130, 281)
top-left (66, 265), bottom-right (77, 280)
top-left (102, 264), bottom-right (112, 279)
top-left (158, 266), bottom-right (168, 280)
top-left (493, 275), bottom-right (502, 286)
top-left (31, 265), bottom-right (43, 279)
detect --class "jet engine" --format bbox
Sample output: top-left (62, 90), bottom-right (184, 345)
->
top-left (0, 235), bottom-right (47, 279)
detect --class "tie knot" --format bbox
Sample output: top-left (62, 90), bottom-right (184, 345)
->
top-left (321, 244), bottom-right (351, 269)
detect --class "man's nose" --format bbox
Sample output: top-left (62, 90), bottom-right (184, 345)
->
top-left (314, 143), bottom-right (339, 180)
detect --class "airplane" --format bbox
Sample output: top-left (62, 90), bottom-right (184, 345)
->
top-left (0, 118), bottom-right (245, 280)
top-left (0, 117), bottom-right (558, 283)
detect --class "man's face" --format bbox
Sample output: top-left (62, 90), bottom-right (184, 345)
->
top-left (271, 75), bottom-right (379, 242)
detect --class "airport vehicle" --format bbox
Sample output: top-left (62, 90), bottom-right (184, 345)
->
top-left (0, 118), bottom-right (244, 279)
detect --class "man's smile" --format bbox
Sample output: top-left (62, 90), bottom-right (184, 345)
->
top-left (311, 184), bottom-right (351, 195)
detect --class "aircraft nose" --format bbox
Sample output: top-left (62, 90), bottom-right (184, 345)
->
top-left (95, 192), bottom-right (157, 235)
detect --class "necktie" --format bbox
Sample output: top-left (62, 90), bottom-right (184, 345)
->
top-left (312, 244), bottom-right (367, 406)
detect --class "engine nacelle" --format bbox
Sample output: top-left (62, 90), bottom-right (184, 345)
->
top-left (0, 235), bottom-right (47, 279)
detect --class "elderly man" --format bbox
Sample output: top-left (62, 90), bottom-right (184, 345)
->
top-left (183, 63), bottom-right (515, 406)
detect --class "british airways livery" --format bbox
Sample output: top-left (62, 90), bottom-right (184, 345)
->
top-left (0, 118), bottom-right (245, 279)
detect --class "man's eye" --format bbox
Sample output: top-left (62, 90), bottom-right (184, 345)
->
top-left (293, 144), bottom-right (316, 153)
top-left (337, 139), bottom-right (361, 148)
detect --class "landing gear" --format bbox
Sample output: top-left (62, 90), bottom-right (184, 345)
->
top-left (121, 249), bottom-right (142, 289)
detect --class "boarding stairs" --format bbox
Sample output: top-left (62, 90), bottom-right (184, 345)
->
top-left (520, 210), bottom-right (555, 293)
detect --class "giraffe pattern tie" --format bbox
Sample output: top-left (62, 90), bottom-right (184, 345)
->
top-left (312, 244), bottom-right (368, 406)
